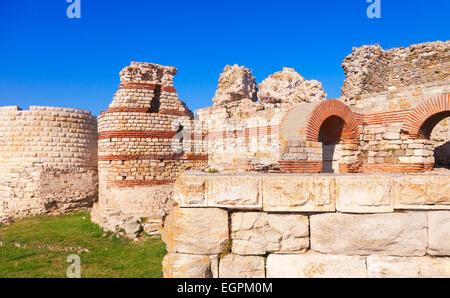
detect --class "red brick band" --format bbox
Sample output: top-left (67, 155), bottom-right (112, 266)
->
top-left (276, 161), bottom-right (322, 173)
top-left (118, 82), bottom-right (177, 93)
top-left (106, 107), bottom-right (150, 113)
top-left (161, 86), bottom-right (177, 93)
top-left (354, 109), bottom-right (412, 126)
top-left (104, 107), bottom-right (190, 116)
top-left (98, 130), bottom-right (177, 140)
top-left (109, 179), bottom-right (176, 188)
top-left (158, 109), bottom-right (190, 116)
top-left (119, 82), bottom-right (156, 90)
top-left (98, 153), bottom-right (208, 162)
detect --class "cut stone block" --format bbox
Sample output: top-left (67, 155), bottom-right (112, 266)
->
top-left (231, 212), bottom-right (309, 255)
top-left (162, 253), bottom-right (216, 278)
top-left (336, 175), bottom-right (394, 213)
top-left (207, 176), bottom-right (262, 210)
top-left (427, 211), bottom-right (450, 256)
top-left (367, 255), bottom-right (450, 278)
top-left (394, 175), bottom-right (450, 210)
top-left (310, 212), bottom-right (427, 256)
top-left (173, 175), bottom-right (207, 207)
top-left (266, 252), bottom-right (367, 278)
top-left (219, 254), bottom-right (265, 278)
top-left (162, 207), bottom-right (229, 255)
top-left (262, 176), bottom-right (335, 212)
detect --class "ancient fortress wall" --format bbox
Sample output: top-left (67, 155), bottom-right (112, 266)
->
top-left (340, 41), bottom-right (450, 170)
top-left (0, 106), bottom-right (98, 224)
top-left (91, 62), bottom-right (207, 234)
top-left (162, 172), bottom-right (450, 278)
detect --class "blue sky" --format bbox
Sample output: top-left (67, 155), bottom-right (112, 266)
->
top-left (1, 0), bottom-right (449, 116)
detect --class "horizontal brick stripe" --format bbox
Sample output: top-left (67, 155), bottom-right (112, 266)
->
top-left (158, 109), bottom-right (190, 116)
top-left (98, 153), bottom-right (208, 162)
top-left (103, 107), bottom-right (190, 116)
top-left (106, 107), bottom-right (150, 113)
top-left (354, 109), bottom-right (412, 126)
top-left (119, 82), bottom-right (156, 90)
top-left (161, 86), bottom-right (177, 93)
top-left (98, 130), bottom-right (177, 140)
top-left (277, 160), bottom-right (322, 173)
top-left (109, 179), bottom-right (175, 188)
top-left (118, 82), bottom-right (177, 92)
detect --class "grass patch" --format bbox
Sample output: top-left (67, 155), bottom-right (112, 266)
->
top-left (0, 211), bottom-right (166, 278)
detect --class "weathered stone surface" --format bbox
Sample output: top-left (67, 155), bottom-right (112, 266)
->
top-left (162, 253), bottom-right (215, 278)
top-left (266, 252), bottom-right (367, 278)
top-left (259, 68), bottom-right (327, 106)
top-left (310, 212), bottom-right (427, 256)
top-left (219, 254), bottom-right (265, 278)
top-left (162, 207), bottom-right (229, 254)
top-left (173, 175), bottom-right (207, 207)
top-left (231, 212), bottom-right (309, 255)
top-left (336, 175), bottom-right (394, 213)
top-left (367, 255), bottom-right (450, 278)
top-left (394, 175), bottom-right (450, 210)
top-left (207, 176), bottom-right (262, 210)
top-left (212, 65), bottom-right (258, 107)
top-left (123, 218), bottom-right (142, 238)
top-left (263, 176), bottom-right (335, 212)
top-left (427, 211), bottom-right (450, 256)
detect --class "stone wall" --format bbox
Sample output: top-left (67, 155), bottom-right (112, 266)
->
top-left (0, 106), bottom-right (98, 224)
top-left (162, 172), bottom-right (450, 278)
top-left (341, 40), bottom-right (450, 111)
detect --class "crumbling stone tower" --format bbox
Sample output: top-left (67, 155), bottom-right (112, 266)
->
top-left (91, 62), bottom-right (207, 233)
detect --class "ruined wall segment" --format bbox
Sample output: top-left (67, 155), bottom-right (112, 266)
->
top-left (341, 40), bottom-right (450, 110)
top-left (198, 66), bottom-right (328, 172)
top-left (91, 62), bottom-right (207, 235)
top-left (0, 106), bottom-right (98, 224)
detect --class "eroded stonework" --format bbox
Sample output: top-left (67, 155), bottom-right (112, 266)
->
top-left (259, 67), bottom-right (327, 106)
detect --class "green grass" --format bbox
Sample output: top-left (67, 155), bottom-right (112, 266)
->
top-left (0, 211), bottom-right (166, 278)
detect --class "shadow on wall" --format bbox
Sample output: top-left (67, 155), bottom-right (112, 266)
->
top-left (322, 144), bottom-right (336, 173)
top-left (434, 141), bottom-right (450, 169)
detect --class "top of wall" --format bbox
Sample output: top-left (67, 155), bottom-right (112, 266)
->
top-left (340, 40), bottom-right (450, 110)
top-left (0, 105), bottom-right (94, 116)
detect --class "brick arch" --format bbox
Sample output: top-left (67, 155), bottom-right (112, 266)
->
top-left (305, 99), bottom-right (360, 143)
top-left (403, 94), bottom-right (450, 139)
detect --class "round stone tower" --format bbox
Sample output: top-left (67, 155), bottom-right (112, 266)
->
top-left (91, 62), bottom-right (207, 235)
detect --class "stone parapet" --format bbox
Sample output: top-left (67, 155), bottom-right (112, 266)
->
top-left (162, 172), bottom-right (450, 278)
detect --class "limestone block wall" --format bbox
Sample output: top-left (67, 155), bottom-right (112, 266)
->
top-left (91, 62), bottom-right (207, 233)
top-left (196, 105), bottom-right (286, 171)
top-left (0, 106), bottom-right (98, 224)
top-left (162, 172), bottom-right (450, 278)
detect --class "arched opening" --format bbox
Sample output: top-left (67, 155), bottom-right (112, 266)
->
top-left (318, 116), bottom-right (345, 173)
top-left (429, 116), bottom-right (450, 169)
top-left (418, 111), bottom-right (450, 139)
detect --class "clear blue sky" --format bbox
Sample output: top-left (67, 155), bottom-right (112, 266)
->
top-left (1, 0), bottom-right (449, 116)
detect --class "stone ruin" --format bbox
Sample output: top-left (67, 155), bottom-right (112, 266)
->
top-left (0, 40), bottom-right (449, 277)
